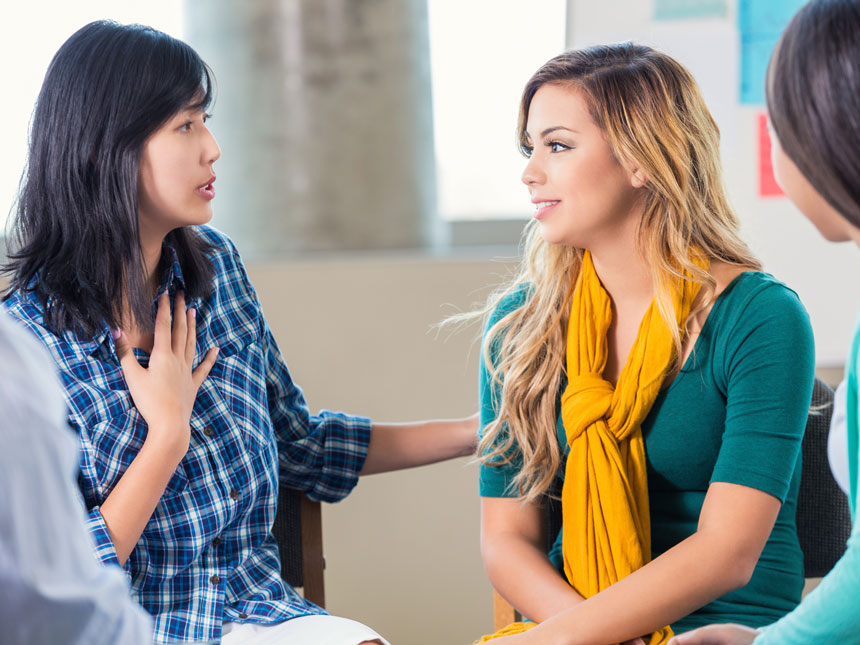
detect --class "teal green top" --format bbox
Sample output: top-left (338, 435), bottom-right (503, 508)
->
top-left (753, 307), bottom-right (860, 644)
top-left (479, 272), bottom-right (815, 633)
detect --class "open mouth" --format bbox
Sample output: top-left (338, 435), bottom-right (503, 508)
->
top-left (196, 179), bottom-right (216, 200)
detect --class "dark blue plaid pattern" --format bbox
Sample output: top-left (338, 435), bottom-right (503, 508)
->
top-left (4, 226), bottom-right (372, 643)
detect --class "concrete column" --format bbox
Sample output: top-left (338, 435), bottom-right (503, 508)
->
top-left (183, 0), bottom-right (440, 258)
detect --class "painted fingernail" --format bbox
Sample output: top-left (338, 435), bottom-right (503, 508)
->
top-left (111, 328), bottom-right (121, 340)
top-left (190, 308), bottom-right (197, 318)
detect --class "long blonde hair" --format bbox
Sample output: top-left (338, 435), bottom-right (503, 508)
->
top-left (481, 43), bottom-right (761, 502)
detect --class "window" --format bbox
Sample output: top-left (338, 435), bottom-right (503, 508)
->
top-left (428, 0), bottom-right (567, 221)
top-left (0, 2), bottom-right (182, 232)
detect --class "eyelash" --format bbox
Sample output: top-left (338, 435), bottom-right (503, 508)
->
top-left (179, 113), bottom-right (213, 131)
top-left (519, 140), bottom-right (571, 157)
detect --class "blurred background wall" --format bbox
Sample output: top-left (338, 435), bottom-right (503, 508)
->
top-left (0, 1), bottom-right (855, 643)
top-left (248, 253), bottom-right (511, 643)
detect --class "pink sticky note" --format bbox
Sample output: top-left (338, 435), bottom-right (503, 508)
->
top-left (758, 112), bottom-right (784, 197)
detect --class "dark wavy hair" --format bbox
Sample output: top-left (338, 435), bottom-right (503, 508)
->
top-left (2, 20), bottom-right (215, 337)
top-left (766, 0), bottom-right (860, 227)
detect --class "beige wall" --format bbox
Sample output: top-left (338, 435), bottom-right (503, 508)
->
top-left (247, 252), bottom-right (517, 645)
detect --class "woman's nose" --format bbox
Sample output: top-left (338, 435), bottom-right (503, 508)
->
top-left (521, 155), bottom-right (546, 187)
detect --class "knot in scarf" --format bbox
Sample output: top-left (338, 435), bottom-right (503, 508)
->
top-left (560, 372), bottom-right (613, 444)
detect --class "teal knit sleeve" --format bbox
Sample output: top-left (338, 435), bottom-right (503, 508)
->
top-left (709, 278), bottom-right (815, 502)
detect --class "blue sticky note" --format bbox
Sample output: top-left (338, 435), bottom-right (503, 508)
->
top-left (738, 0), bottom-right (807, 35)
top-left (740, 35), bottom-right (778, 104)
top-left (737, 0), bottom-right (807, 105)
top-left (654, 0), bottom-right (727, 20)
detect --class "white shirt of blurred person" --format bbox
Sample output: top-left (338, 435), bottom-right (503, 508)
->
top-left (0, 307), bottom-right (153, 644)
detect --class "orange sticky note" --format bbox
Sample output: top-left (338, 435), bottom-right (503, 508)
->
top-left (758, 112), bottom-right (784, 197)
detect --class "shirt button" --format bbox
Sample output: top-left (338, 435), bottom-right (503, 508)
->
top-left (238, 613), bottom-right (248, 619)
top-left (212, 537), bottom-right (222, 547)
top-left (229, 488), bottom-right (240, 500)
top-left (210, 575), bottom-right (221, 585)
top-left (203, 427), bottom-right (214, 436)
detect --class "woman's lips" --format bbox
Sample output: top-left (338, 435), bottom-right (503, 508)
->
top-left (533, 200), bottom-right (559, 219)
top-left (196, 180), bottom-right (216, 201)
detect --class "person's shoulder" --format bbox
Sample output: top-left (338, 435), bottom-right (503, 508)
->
top-left (188, 226), bottom-right (263, 330)
top-left (712, 270), bottom-right (812, 354)
top-left (3, 289), bottom-right (54, 341)
top-left (189, 225), bottom-right (253, 290)
top-left (191, 224), bottom-right (242, 263)
top-left (718, 270), bottom-right (807, 318)
top-left (2, 292), bottom-right (92, 375)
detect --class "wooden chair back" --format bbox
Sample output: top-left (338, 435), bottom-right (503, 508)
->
top-left (272, 487), bottom-right (326, 607)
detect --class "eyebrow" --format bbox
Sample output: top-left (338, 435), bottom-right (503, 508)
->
top-left (523, 126), bottom-right (580, 139)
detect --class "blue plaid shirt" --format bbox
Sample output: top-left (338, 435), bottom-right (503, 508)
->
top-left (4, 226), bottom-right (372, 644)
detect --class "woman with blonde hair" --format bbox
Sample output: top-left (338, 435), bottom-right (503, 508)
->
top-left (476, 43), bottom-right (814, 644)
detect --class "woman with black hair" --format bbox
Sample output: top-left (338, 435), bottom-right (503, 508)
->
top-left (2, 20), bottom-right (476, 645)
top-left (671, 0), bottom-right (860, 642)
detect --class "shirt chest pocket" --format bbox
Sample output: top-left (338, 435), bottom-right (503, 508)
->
top-left (204, 336), bottom-right (273, 455)
top-left (88, 407), bottom-right (189, 499)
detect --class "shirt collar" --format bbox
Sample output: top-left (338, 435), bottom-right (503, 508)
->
top-left (62, 240), bottom-right (189, 356)
top-left (159, 242), bottom-right (187, 295)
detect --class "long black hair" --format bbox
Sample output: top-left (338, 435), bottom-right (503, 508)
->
top-left (766, 0), bottom-right (860, 227)
top-left (2, 20), bottom-right (215, 337)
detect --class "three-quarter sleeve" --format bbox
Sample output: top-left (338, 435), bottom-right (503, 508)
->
top-left (709, 281), bottom-right (815, 501)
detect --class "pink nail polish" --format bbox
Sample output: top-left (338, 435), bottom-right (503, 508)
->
top-left (110, 328), bottom-right (121, 340)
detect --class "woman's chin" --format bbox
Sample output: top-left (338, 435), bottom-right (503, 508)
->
top-left (537, 223), bottom-right (582, 248)
top-left (185, 209), bottom-right (215, 228)
top-left (537, 221), bottom-right (563, 244)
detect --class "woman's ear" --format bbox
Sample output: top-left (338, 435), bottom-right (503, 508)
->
top-left (630, 167), bottom-right (649, 189)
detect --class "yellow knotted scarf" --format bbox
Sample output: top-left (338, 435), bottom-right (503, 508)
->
top-left (479, 251), bottom-right (705, 644)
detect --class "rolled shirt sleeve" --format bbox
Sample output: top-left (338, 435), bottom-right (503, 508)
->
top-left (225, 234), bottom-right (372, 503)
top-left (85, 507), bottom-right (123, 568)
